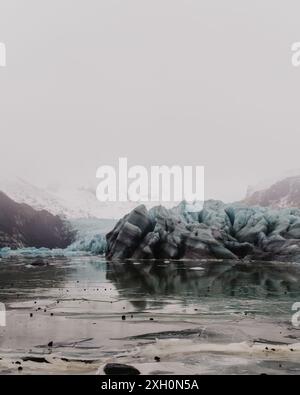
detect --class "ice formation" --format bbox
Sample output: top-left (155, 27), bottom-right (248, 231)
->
top-left (106, 200), bottom-right (300, 262)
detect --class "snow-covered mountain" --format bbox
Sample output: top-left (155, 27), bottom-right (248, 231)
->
top-left (244, 175), bottom-right (300, 208)
top-left (246, 169), bottom-right (300, 198)
top-left (0, 177), bottom-right (137, 219)
top-left (0, 191), bottom-right (74, 249)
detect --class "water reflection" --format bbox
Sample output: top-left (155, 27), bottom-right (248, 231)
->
top-left (107, 260), bottom-right (300, 300)
top-left (0, 256), bottom-right (72, 300)
top-left (0, 257), bottom-right (300, 375)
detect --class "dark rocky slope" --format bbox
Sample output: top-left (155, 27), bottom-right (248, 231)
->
top-left (0, 191), bottom-right (74, 249)
top-left (106, 201), bottom-right (300, 262)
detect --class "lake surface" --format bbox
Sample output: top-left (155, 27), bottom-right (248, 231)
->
top-left (0, 256), bottom-right (300, 375)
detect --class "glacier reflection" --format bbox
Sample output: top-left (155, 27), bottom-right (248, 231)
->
top-left (107, 260), bottom-right (300, 299)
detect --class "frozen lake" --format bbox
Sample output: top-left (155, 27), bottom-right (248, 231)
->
top-left (0, 257), bottom-right (300, 374)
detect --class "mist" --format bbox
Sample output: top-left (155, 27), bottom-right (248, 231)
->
top-left (1, 0), bottom-right (300, 202)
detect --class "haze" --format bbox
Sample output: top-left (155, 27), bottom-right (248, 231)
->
top-left (1, 0), bottom-right (300, 202)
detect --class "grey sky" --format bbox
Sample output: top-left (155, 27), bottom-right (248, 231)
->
top-left (0, 0), bottom-right (300, 202)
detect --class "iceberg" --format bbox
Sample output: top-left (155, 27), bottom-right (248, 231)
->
top-left (106, 201), bottom-right (300, 263)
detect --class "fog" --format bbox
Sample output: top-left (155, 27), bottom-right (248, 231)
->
top-left (0, 0), bottom-right (300, 202)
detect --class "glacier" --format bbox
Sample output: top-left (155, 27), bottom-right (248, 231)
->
top-left (0, 218), bottom-right (116, 258)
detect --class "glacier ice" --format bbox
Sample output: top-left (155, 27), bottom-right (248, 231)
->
top-left (106, 201), bottom-right (300, 262)
top-left (0, 218), bottom-right (116, 258)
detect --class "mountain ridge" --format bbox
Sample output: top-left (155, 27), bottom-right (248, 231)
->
top-left (244, 175), bottom-right (300, 208)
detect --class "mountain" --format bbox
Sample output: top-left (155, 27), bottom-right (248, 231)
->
top-left (246, 169), bottom-right (300, 198)
top-left (0, 177), bottom-right (137, 219)
top-left (244, 176), bottom-right (300, 208)
top-left (0, 191), bottom-right (74, 249)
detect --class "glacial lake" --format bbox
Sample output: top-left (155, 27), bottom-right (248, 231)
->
top-left (0, 256), bottom-right (300, 375)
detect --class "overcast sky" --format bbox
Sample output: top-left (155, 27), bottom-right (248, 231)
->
top-left (0, 0), bottom-right (300, 202)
